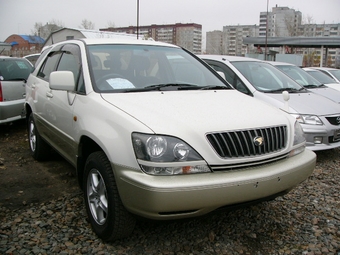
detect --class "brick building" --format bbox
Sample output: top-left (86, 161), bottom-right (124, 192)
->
top-left (4, 34), bottom-right (44, 57)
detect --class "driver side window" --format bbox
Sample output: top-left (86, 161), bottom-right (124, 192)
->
top-left (57, 44), bottom-right (85, 94)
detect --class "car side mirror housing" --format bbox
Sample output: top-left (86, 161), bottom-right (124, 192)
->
top-left (217, 71), bottom-right (226, 80)
top-left (49, 71), bottom-right (75, 91)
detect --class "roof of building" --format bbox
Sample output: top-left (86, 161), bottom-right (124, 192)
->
top-left (243, 36), bottom-right (340, 48)
top-left (43, 27), bottom-right (138, 47)
top-left (18, 35), bottom-right (45, 44)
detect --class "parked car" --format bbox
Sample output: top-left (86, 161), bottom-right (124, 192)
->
top-left (199, 55), bottom-right (340, 151)
top-left (303, 67), bottom-right (340, 91)
top-left (309, 67), bottom-right (340, 83)
top-left (25, 39), bottom-right (316, 241)
top-left (269, 61), bottom-right (340, 103)
top-left (0, 56), bottom-right (34, 124)
top-left (23, 53), bottom-right (41, 67)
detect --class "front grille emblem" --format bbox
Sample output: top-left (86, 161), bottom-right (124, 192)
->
top-left (254, 136), bottom-right (264, 146)
top-left (336, 116), bottom-right (340, 124)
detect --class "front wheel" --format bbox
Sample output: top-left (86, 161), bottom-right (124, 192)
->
top-left (28, 113), bottom-right (50, 161)
top-left (83, 151), bottom-right (136, 241)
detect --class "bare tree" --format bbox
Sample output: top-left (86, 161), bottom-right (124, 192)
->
top-left (302, 15), bottom-right (314, 25)
top-left (303, 51), bottom-right (315, 67)
top-left (284, 16), bottom-right (296, 36)
top-left (80, 19), bottom-right (95, 30)
top-left (31, 20), bottom-right (64, 39)
top-left (107, 21), bottom-right (115, 29)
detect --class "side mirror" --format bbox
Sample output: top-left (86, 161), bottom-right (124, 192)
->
top-left (49, 71), bottom-right (75, 91)
top-left (217, 71), bottom-right (226, 80)
top-left (282, 91), bottom-right (290, 112)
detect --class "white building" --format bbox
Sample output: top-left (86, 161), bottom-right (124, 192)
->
top-left (259, 6), bottom-right (302, 37)
top-left (43, 28), bottom-right (138, 48)
top-left (206, 31), bottom-right (223, 54)
top-left (102, 23), bottom-right (203, 54)
top-left (206, 25), bottom-right (258, 56)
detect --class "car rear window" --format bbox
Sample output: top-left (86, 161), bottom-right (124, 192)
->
top-left (0, 58), bottom-right (34, 81)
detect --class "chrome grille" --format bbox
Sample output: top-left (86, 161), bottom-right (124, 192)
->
top-left (325, 116), bottom-right (340, 126)
top-left (206, 125), bottom-right (287, 158)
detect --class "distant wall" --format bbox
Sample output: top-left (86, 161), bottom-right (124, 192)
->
top-left (275, 54), bottom-right (303, 66)
top-left (245, 53), bottom-right (303, 66)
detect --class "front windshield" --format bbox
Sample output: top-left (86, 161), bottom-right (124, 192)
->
top-left (87, 44), bottom-right (229, 92)
top-left (231, 61), bottom-right (304, 93)
top-left (306, 69), bottom-right (337, 84)
top-left (275, 65), bottom-right (322, 87)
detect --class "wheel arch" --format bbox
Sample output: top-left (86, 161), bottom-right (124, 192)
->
top-left (77, 135), bottom-right (104, 189)
top-left (25, 103), bottom-right (33, 123)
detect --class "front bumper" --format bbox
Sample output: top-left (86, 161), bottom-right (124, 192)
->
top-left (302, 124), bottom-right (340, 151)
top-left (114, 149), bottom-right (316, 220)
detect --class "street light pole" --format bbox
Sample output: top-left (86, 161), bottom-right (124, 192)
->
top-left (137, 0), bottom-right (139, 39)
top-left (265, 0), bottom-right (269, 60)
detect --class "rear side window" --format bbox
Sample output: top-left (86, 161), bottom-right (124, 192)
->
top-left (0, 58), bottom-right (33, 81)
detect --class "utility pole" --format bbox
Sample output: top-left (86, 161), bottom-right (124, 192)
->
top-left (137, 0), bottom-right (140, 39)
top-left (265, 0), bottom-right (269, 60)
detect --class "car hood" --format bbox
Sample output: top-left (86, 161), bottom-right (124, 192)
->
top-left (308, 87), bottom-right (340, 104)
top-left (325, 83), bottom-right (340, 92)
top-left (101, 90), bottom-right (292, 135)
top-left (254, 91), bottom-right (340, 115)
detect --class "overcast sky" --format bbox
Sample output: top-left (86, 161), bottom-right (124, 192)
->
top-left (1, 0), bottom-right (339, 42)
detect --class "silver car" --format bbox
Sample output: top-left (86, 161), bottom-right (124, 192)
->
top-left (269, 61), bottom-right (340, 104)
top-left (200, 55), bottom-right (340, 151)
top-left (25, 39), bottom-right (315, 241)
top-left (303, 67), bottom-right (340, 92)
top-left (309, 67), bottom-right (340, 83)
top-left (0, 56), bottom-right (33, 124)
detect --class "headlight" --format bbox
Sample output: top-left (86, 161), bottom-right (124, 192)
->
top-left (290, 121), bottom-right (306, 157)
top-left (132, 133), bottom-right (211, 175)
top-left (292, 114), bottom-right (323, 125)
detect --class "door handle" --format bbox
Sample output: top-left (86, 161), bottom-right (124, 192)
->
top-left (46, 92), bottom-right (53, 98)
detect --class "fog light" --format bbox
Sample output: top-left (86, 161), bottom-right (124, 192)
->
top-left (314, 137), bottom-right (323, 144)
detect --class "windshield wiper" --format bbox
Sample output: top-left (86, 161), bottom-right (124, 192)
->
top-left (144, 83), bottom-right (202, 91)
top-left (303, 84), bottom-right (326, 89)
top-left (109, 84), bottom-right (199, 93)
top-left (266, 87), bottom-right (305, 93)
top-left (118, 83), bottom-right (229, 93)
top-left (200, 85), bottom-right (229, 90)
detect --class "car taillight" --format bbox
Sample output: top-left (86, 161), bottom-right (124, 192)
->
top-left (0, 81), bottom-right (2, 102)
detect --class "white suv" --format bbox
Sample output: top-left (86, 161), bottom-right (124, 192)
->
top-left (25, 39), bottom-right (316, 241)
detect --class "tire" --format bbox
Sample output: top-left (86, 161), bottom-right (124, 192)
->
top-left (28, 113), bottom-right (50, 161)
top-left (83, 151), bottom-right (136, 241)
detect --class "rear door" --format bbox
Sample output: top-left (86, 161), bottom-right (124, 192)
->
top-left (0, 58), bottom-right (33, 101)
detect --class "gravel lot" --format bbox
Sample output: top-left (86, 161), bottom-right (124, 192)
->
top-left (0, 120), bottom-right (339, 254)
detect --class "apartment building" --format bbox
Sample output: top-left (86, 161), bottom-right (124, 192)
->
top-left (259, 6), bottom-right (302, 37)
top-left (206, 5), bottom-right (340, 67)
top-left (206, 31), bottom-right (223, 54)
top-left (206, 25), bottom-right (258, 56)
top-left (297, 23), bottom-right (340, 67)
top-left (101, 23), bottom-right (202, 54)
top-left (223, 25), bottom-right (259, 56)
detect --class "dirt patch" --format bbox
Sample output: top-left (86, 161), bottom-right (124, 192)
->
top-left (0, 119), bottom-right (80, 209)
